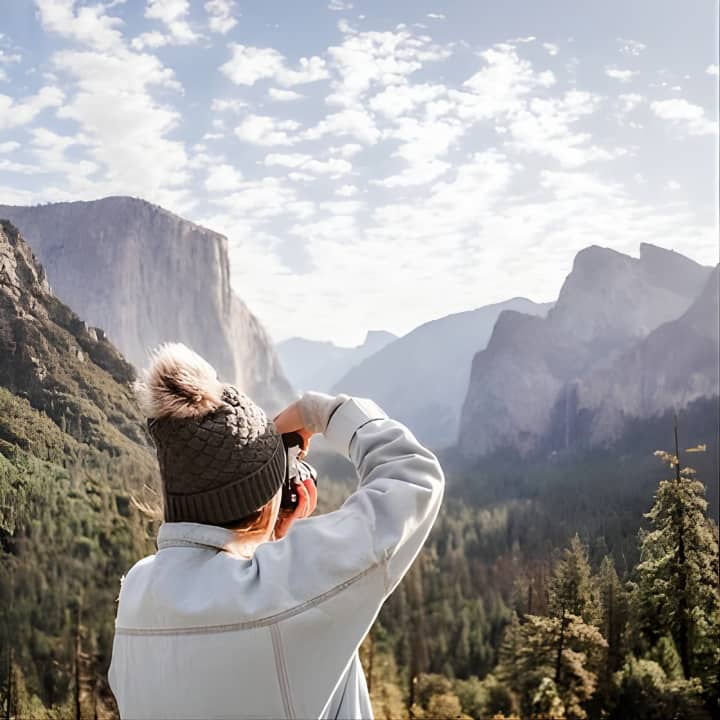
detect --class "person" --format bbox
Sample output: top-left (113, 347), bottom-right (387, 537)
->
top-left (108, 342), bottom-right (445, 720)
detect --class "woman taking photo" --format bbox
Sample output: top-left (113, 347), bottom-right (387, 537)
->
top-left (108, 342), bottom-right (445, 720)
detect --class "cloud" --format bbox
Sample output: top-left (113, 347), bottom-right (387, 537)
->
top-left (542, 43), bottom-right (559, 56)
top-left (35, 0), bottom-right (125, 51)
top-left (268, 88), bottom-right (303, 102)
top-left (454, 45), bottom-right (556, 121)
top-left (221, 44), bottom-right (328, 87)
top-left (650, 98), bottom-right (717, 136)
top-left (376, 114), bottom-right (463, 187)
top-left (328, 0), bottom-right (353, 9)
top-left (369, 82), bottom-right (445, 118)
top-left (332, 143), bottom-right (363, 157)
top-left (507, 91), bottom-right (616, 167)
top-left (0, 49), bottom-right (22, 64)
top-left (426, 13), bottom-right (445, 20)
top-left (605, 67), bottom-right (638, 82)
top-left (205, 0), bottom-right (237, 34)
top-left (0, 141), bottom-right (20, 153)
top-left (205, 163), bottom-right (243, 192)
top-left (234, 114), bottom-right (301, 145)
top-left (133, 31), bottom-right (174, 49)
top-left (0, 86), bottom-right (64, 130)
top-left (210, 177), bottom-right (315, 220)
top-left (34, 0), bottom-right (193, 209)
top-left (304, 108), bottom-right (380, 144)
top-left (264, 152), bottom-right (352, 176)
top-left (264, 153), bottom-right (312, 168)
top-left (336, 184), bottom-right (358, 196)
top-left (143, 0), bottom-right (199, 45)
top-left (211, 98), bottom-right (248, 112)
top-left (618, 38), bottom-right (646, 56)
top-left (617, 93), bottom-right (643, 113)
top-left (706, 64), bottom-right (719, 76)
top-left (325, 26), bottom-right (451, 107)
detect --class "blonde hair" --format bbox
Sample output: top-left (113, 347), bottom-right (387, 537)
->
top-left (131, 487), bottom-right (282, 559)
top-left (223, 491), bottom-right (282, 558)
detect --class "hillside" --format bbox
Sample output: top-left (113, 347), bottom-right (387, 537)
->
top-left (0, 219), bottom-right (157, 716)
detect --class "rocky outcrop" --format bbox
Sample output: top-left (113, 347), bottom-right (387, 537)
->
top-left (459, 244), bottom-right (714, 459)
top-left (0, 219), bottom-right (149, 451)
top-left (331, 298), bottom-right (553, 448)
top-left (0, 197), bottom-right (294, 413)
top-left (277, 330), bottom-right (397, 394)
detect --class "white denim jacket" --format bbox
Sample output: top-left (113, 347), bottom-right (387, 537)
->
top-left (108, 397), bottom-right (445, 720)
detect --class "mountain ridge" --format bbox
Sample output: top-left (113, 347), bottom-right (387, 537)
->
top-left (331, 297), bottom-right (553, 447)
top-left (0, 196), bottom-right (294, 413)
top-left (459, 243), bottom-right (715, 459)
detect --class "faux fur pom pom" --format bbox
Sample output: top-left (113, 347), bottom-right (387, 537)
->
top-left (134, 342), bottom-right (224, 420)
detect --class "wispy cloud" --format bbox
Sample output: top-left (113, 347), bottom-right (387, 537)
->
top-left (650, 98), bottom-right (717, 136)
top-left (605, 66), bottom-right (638, 82)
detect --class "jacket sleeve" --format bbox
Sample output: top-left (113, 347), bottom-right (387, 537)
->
top-left (270, 396), bottom-right (445, 598)
top-left (258, 397), bottom-right (444, 719)
top-left (325, 396), bottom-right (445, 593)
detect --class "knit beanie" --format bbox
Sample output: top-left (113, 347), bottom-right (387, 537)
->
top-left (134, 343), bottom-right (285, 525)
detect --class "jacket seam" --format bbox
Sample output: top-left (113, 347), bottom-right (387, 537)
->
top-left (114, 560), bottom-right (385, 636)
top-left (271, 624), bottom-right (295, 720)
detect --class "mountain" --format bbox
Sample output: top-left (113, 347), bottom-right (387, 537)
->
top-left (330, 298), bottom-right (553, 448)
top-left (0, 219), bottom-right (156, 715)
top-left (0, 197), bottom-right (293, 413)
top-left (574, 265), bottom-right (720, 446)
top-left (277, 329), bottom-right (397, 393)
top-left (459, 244), bottom-right (715, 459)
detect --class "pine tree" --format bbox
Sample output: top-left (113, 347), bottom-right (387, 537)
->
top-left (637, 447), bottom-right (720, 705)
top-left (496, 611), bottom-right (523, 694)
top-left (548, 534), bottom-right (598, 692)
top-left (549, 534), bottom-right (596, 623)
top-left (595, 555), bottom-right (629, 679)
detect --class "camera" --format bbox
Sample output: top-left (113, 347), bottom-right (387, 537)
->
top-left (280, 431), bottom-right (318, 510)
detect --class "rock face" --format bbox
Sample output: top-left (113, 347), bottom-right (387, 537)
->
top-left (576, 265), bottom-right (719, 445)
top-left (0, 197), bottom-right (294, 413)
top-left (277, 330), bottom-right (397, 394)
top-left (459, 244), bottom-right (715, 459)
top-left (331, 298), bottom-right (553, 448)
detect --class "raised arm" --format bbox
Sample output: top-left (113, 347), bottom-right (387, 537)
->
top-left (270, 393), bottom-right (445, 597)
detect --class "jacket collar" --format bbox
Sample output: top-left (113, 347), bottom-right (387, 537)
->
top-left (158, 522), bottom-right (238, 551)
top-left (157, 521), bottom-right (265, 558)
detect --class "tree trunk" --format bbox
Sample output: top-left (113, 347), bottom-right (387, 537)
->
top-left (367, 629), bottom-right (374, 695)
top-left (674, 418), bottom-right (690, 678)
top-left (75, 603), bottom-right (81, 720)
top-left (5, 647), bottom-right (12, 720)
top-left (554, 605), bottom-right (567, 686)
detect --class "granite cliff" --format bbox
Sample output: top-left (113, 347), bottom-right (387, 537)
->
top-left (0, 197), bottom-right (293, 413)
top-left (459, 244), bottom-right (715, 459)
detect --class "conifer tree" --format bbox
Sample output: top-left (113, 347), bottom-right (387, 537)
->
top-left (595, 555), bottom-right (629, 679)
top-left (637, 447), bottom-right (720, 704)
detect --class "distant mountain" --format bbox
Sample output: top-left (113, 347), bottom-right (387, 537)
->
top-left (459, 244), bottom-right (715, 459)
top-left (0, 197), bottom-right (294, 413)
top-left (331, 298), bottom-right (553, 448)
top-left (277, 330), bottom-right (397, 393)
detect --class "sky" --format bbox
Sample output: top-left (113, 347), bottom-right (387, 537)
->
top-left (0, 0), bottom-right (718, 347)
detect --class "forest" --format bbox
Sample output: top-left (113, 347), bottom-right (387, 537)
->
top-left (1, 389), bottom-right (718, 718)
